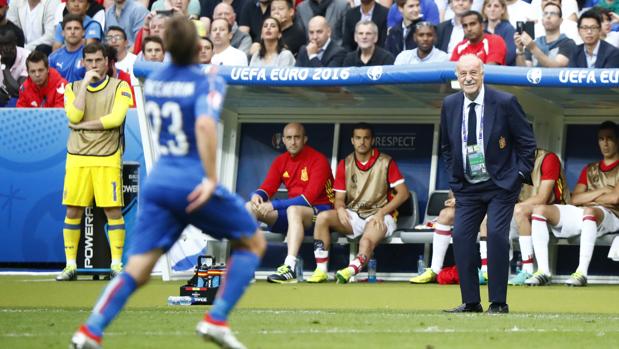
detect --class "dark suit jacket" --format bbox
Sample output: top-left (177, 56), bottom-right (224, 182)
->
top-left (440, 86), bottom-right (536, 192)
top-left (385, 19), bottom-right (419, 57)
top-left (436, 19), bottom-right (454, 54)
top-left (568, 40), bottom-right (619, 68)
top-left (342, 3), bottom-right (389, 51)
top-left (295, 40), bottom-right (347, 67)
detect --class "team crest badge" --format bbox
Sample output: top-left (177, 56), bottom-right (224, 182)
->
top-left (301, 167), bottom-right (308, 181)
top-left (499, 136), bottom-right (507, 149)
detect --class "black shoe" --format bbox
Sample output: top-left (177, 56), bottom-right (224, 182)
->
top-left (487, 303), bottom-right (509, 314)
top-left (443, 303), bottom-right (483, 313)
top-left (266, 264), bottom-right (297, 284)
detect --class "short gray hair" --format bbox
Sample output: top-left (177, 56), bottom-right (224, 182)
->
top-left (354, 20), bottom-right (378, 35)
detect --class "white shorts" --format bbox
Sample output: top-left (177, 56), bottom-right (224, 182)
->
top-left (551, 205), bottom-right (619, 238)
top-left (346, 209), bottom-right (397, 239)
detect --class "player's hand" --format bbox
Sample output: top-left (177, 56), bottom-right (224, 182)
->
top-left (250, 194), bottom-right (263, 206)
top-left (337, 207), bottom-right (351, 228)
top-left (257, 201), bottom-right (274, 216)
top-left (186, 178), bottom-right (216, 213)
top-left (84, 69), bottom-right (101, 83)
top-left (368, 211), bottom-right (386, 232)
top-left (444, 198), bottom-right (455, 207)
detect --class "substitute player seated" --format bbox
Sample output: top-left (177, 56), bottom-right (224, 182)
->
top-left (307, 123), bottom-right (409, 283)
top-left (246, 122), bottom-right (334, 283)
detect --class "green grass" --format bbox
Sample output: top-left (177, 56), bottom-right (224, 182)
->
top-left (1, 275), bottom-right (618, 348)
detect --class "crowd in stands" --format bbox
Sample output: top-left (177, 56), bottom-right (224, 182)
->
top-left (2, 0), bottom-right (619, 107)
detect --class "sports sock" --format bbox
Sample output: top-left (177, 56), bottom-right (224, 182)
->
top-left (63, 216), bottom-right (82, 268)
top-left (531, 214), bottom-right (550, 275)
top-left (207, 249), bottom-right (260, 324)
top-left (479, 239), bottom-right (488, 273)
top-left (314, 240), bottom-right (329, 273)
top-left (431, 223), bottom-right (452, 274)
top-left (576, 215), bottom-right (597, 276)
top-left (284, 255), bottom-right (296, 270)
top-left (107, 217), bottom-right (125, 266)
top-left (85, 272), bottom-right (137, 337)
top-left (519, 235), bottom-right (535, 274)
top-left (346, 254), bottom-right (368, 276)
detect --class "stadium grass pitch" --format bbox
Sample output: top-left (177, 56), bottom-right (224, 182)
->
top-left (1, 275), bottom-right (618, 349)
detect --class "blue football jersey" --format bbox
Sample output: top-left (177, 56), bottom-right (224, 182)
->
top-left (143, 64), bottom-right (227, 186)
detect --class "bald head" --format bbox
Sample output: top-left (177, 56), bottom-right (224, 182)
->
top-left (213, 2), bottom-right (236, 26)
top-left (308, 16), bottom-right (331, 49)
top-left (283, 123), bottom-right (307, 156)
top-left (456, 54), bottom-right (484, 99)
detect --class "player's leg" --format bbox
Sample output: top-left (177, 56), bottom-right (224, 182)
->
top-left (103, 207), bottom-right (125, 277)
top-left (526, 204), bottom-right (561, 286)
top-left (509, 203), bottom-right (535, 285)
top-left (567, 206), bottom-right (605, 286)
top-left (267, 205), bottom-right (315, 284)
top-left (478, 215), bottom-right (488, 285)
top-left (245, 201), bottom-right (278, 226)
top-left (308, 209), bottom-right (352, 283)
top-left (410, 207), bottom-right (455, 284)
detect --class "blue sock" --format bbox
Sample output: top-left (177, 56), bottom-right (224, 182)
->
top-left (85, 272), bottom-right (137, 337)
top-left (208, 250), bottom-right (260, 323)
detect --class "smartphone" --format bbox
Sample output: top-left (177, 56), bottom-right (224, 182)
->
top-left (516, 21), bottom-right (535, 38)
top-left (156, 9), bottom-right (174, 17)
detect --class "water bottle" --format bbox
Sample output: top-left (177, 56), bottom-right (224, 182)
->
top-left (167, 296), bottom-right (192, 306)
top-left (367, 258), bottom-right (377, 283)
top-left (417, 255), bottom-right (426, 274)
top-left (295, 257), bottom-right (304, 282)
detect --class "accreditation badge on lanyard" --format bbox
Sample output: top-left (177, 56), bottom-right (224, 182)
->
top-left (463, 107), bottom-right (489, 179)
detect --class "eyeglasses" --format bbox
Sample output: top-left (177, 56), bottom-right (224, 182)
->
top-left (542, 11), bottom-right (560, 17)
top-left (105, 34), bottom-right (124, 42)
top-left (578, 25), bottom-right (600, 32)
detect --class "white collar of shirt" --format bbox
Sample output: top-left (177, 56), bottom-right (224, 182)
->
top-left (464, 84), bottom-right (485, 110)
top-left (585, 40), bottom-right (601, 68)
top-left (360, 4), bottom-right (375, 21)
top-left (416, 47), bottom-right (435, 61)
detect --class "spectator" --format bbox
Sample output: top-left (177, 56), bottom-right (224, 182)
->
top-left (295, 0), bottom-right (349, 46)
top-left (394, 21), bottom-right (449, 63)
top-left (515, 2), bottom-right (575, 67)
top-left (0, 0), bottom-right (26, 48)
top-left (142, 35), bottom-right (165, 61)
top-left (531, 0), bottom-right (578, 22)
top-left (250, 17), bottom-right (295, 66)
top-left (49, 14), bottom-right (86, 82)
top-left (133, 12), bottom-right (170, 54)
top-left (505, 0), bottom-right (536, 28)
top-left (307, 123), bottom-right (410, 284)
top-left (239, 0), bottom-right (271, 42)
top-left (270, 0), bottom-right (306, 56)
top-left (52, 0), bottom-right (103, 51)
top-left (527, 121), bottom-right (619, 287)
top-left (596, 0), bottom-right (619, 16)
top-left (199, 0), bottom-right (246, 19)
top-left (296, 15), bottom-right (347, 66)
top-left (569, 9), bottom-right (619, 67)
top-left (106, 26), bottom-right (137, 81)
top-left (343, 20), bottom-right (394, 65)
top-left (387, 0), bottom-right (440, 28)
top-left (54, 0), bottom-right (106, 30)
top-left (451, 11), bottom-right (507, 64)
top-left (342, 0), bottom-right (388, 51)
top-left (597, 7), bottom-right (619, 47)
top-left (7, 0), bottom-right (58, 53)
top-left (198, 36), bottom-right (213, 63)
top-left (385, 0), bottom-right (424, 57)
top-left (436, 0), bottom-right (473, 54)
top-left (211, 17), bottom-right (249, 65)
top-left (534, 0), bottom-right (581, 45)
top-left (442, 0), bottom-right (484, 21)
top-left (17, 51), bottom-right (67, 108)
top-left (213, 2), bottom-right (252, 54)
top-left (483, 0), bottom-right (515, 65)
top-left (246, 123), bottom-right (333, 284)
top-left (104, 0), bottom-right (149, 46)
top-left (151, 0), bottom-right (201, 18)
top-left (0, 31), bottom-right (28, 106)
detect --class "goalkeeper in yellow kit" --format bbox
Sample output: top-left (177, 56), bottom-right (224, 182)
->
top-left (57, 42), bottom-right (133, 281)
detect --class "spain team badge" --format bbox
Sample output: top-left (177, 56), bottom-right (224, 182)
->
top-left (499, 136), bottom-right (507, 149)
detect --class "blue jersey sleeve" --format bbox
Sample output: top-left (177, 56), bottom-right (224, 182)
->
top-left (54, 24), bottom-right (64, 43)
top-left (195, 72), bottom-right (227, 122)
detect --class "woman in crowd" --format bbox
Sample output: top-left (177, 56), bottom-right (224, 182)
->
top-left (198, 36), bottom-right (214, 64)
top-left (249, 17), bottom-right (295, 67)
top-left (483, 0), bottom-right (516, 65)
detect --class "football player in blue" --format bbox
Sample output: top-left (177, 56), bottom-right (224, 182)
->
top-left (70, 16), bottom-right (265, 349)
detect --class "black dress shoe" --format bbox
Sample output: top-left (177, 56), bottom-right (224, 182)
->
top-left (486, 303), bottom-right (509, 314)
top-left (443, 303), bottom-right (483, 313)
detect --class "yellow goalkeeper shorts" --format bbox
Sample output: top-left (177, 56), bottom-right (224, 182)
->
top-left (62, 166), bottom-right (124, 208)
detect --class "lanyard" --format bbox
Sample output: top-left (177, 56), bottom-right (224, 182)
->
top-left (462, 102), bottom-right (484, 145)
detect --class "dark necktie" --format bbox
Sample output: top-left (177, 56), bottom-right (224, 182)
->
top-left (467, 102), bottom-right (477, 146)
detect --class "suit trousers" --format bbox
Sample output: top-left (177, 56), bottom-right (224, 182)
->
top-left (453, 179), bottom-right (520, 304)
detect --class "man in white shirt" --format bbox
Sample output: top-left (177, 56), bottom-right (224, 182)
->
top-left (7, 0), bottom-right (59, 53)
top-left (506, 0), bottom-right (537, 28)
top-left (210, 17), bottom-right (248, 66)
top-left (395, 21), bottom-right (448, 64)
top-left (106, 26), bottom-right (136, 83)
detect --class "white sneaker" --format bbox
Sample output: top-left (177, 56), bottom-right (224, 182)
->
top-left (196, 320), bottom-right (247, 349)
top-left (70, 330), bottom-right (102, 349)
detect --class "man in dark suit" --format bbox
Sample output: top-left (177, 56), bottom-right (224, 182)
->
top-left (569, 9), bottom-right (619, 68)
top-left (296, 15), bottom-right (347, 67)
top-left (436, 0), bottom-right (472, 55)
top-left (342, 0), bottom-right (388, 51)
top-left (440, 54), bottom-right (536, 314)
